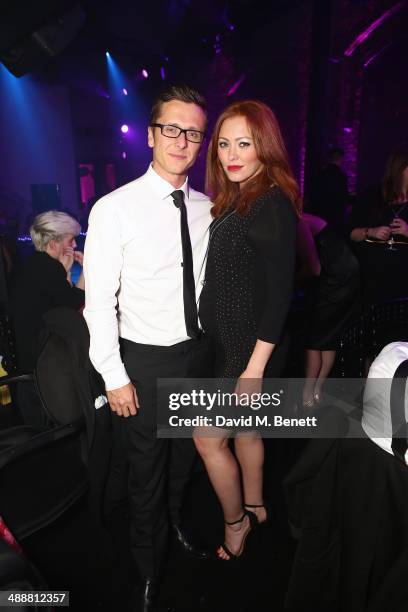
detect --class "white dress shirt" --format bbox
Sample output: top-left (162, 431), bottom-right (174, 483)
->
top-left (83, 164), bottom-right (211, 390)
top-left (362, 341), bottom-right (408, 465)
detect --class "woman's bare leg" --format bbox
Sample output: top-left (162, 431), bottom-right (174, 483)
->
top-left (235, 433), bottom-right (267, 523)
top-left (193, 432), bottom-right (250, 559)
top-left (303, 349), bottom-right (322, 406)
top-left (314, 349), bottom-right (336, 399)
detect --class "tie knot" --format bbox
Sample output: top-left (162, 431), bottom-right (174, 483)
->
top-left (171, 190), bottom-right (185, 209)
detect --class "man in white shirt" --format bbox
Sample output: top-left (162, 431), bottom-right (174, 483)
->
top-left (83, 84), bottom-right (212, 611)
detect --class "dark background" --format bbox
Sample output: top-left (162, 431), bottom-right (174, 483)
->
top-left (0, 0), bottom-right (407, 233)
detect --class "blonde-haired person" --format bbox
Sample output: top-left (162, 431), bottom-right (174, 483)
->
top-left (193, 100), bottom-right (300, 561)
top-left (10, 210), bottom-right (85, 425)
top-left (29, 210), bottom-right (85, 283)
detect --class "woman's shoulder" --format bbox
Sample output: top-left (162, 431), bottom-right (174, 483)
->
top-left (29, 252), bottom-right (66, 281)
top-left (255, 186), bottom-right (297, 220)
top-left (14, 251), bottom-right (50, 276)
top-left (247, 187), bottom-right (298, 245)
top-left (10, 252), bottom-right (56, 299)
top-left (269, 184), bottom-right (295, 203)
top-left (30, 251), bottom-right (60, 269)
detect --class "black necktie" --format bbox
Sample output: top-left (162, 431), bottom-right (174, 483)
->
top-left (171, 190), bottom-right (200, 339)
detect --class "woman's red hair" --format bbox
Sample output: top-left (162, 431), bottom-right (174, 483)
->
top-left (206, 100), bottom-right (302, 217)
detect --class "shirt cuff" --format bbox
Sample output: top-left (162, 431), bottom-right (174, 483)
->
top-left (102, 366), bottom-right (131, 391)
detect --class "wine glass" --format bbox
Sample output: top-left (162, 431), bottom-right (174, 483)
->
top-left (386, 231), bottom-right (397, 251)
top-left (387, 205), bottom-right (401, 251)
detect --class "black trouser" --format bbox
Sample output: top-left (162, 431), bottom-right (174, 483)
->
top-left (106, 334), bottom-right (212, 579)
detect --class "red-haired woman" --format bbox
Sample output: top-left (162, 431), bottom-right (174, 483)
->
top-left (193, 100), bottom-right (300, 560)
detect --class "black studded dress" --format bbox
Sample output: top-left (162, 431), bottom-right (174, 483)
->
top-left (198, 187), bottom-right (297, 377)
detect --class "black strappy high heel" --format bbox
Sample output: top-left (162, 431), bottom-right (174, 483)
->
top-left (244, 502), bottom-right (273, 526)
top-left (218, 511), bottom-right (254, 561)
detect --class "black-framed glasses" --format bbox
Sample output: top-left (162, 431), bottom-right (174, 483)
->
top-left (150, 123), bottom-right (205, 144)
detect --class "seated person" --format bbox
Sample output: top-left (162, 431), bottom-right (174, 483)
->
top-left (9, 210), bottom-right (85, 426)
top-left (285, 343), bottom-right (408, 610)
top-left (363, 341), bottom-right (408, 464)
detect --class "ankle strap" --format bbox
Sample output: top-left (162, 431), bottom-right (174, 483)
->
top-left (244, 503), bottom-right (264, 508)
top-left (225, 512), bottom-right (246, 526)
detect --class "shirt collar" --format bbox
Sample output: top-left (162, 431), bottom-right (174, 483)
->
top-left (146, 163), bottom-right (190, 201)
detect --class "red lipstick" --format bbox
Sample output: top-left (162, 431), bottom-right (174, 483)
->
top-left (227, 165), bottom-right (243, 171)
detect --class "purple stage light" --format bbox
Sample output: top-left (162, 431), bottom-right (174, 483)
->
top-left (343, 127), bottom-right (353, 134)
top-left (160, 66), bottom-right (166, 80)
top-left (122, 152), bottom-right (127, 159)
top-left (122, 88), bottom-right (128, 95)
top-left (364, 42), bottom-right (392, 68)
top-left (344, 2), bottom-right (405, 57)
top-left (121, 124), bottom-right (129, 133)
top-left (214, 33), bottom-right (221, 54)
top-left (142, 69), bottom-right (148, 78)
top-left (227, 73), bottom-right (246, 96)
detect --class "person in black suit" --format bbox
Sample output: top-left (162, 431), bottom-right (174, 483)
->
top-left (84, 85), bottom-right (212, 611)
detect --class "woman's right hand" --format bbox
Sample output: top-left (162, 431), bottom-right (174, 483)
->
top-left (59, 249), bottom-right (74, 274)
top-left (369, 226), bottom-right (391, 241)
top-left (73, 250), bottom-right (84, 266)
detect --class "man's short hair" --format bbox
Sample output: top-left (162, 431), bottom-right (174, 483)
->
top-left (149, 84), bottom-right (207, 125)
top-left (30, 210), bottom-right (81, 252)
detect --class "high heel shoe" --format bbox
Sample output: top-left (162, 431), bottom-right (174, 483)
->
top-left (217, 511), bottom-right (254, 561)
top-left (302, 397), bottom-right (316, 410)
top-left (244, 501), bottom-right (273, 526)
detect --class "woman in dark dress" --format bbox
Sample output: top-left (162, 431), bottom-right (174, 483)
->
top-left (297, 213), bottom-right (360, 407)
top-left (349, 147), bottom-right (408, 305)
top-left (193, 100), bottom-right (300, 560)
